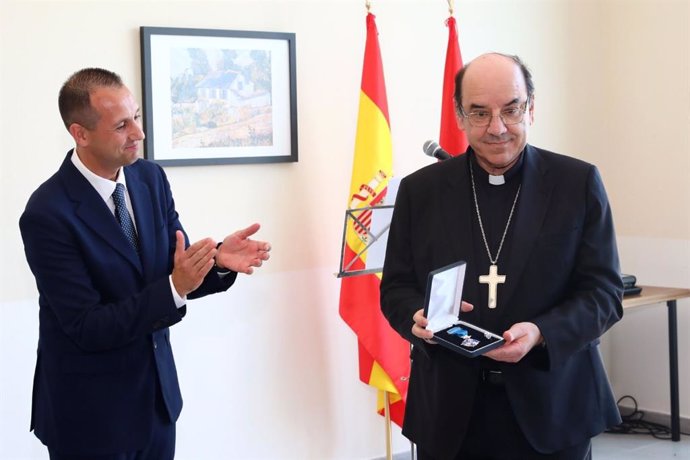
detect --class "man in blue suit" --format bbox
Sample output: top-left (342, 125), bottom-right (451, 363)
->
top-left (19, 68), bottom-right (271, 459)
top-left (380, 54), bottom-right (623, 459)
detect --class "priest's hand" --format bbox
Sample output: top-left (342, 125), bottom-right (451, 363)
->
top-left (484, 321), bottom-right (543, 363)
top-left (412, 301), bottom-right (474, 345)
top-left (412, 309), bottom-right (436, 343)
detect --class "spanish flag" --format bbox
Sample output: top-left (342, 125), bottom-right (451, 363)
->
top-left (439, 15), bottom-right (468, 156)
top-left (338, 12), bottom-right (409, 427)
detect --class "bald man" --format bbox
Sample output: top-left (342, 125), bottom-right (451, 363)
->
top-left (381, 53), bottom-right (623, 460)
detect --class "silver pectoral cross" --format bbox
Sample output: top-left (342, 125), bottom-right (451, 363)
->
top-left (479, 264), bottom-right (506, 309)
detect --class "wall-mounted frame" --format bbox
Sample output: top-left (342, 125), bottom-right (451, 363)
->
top-left (140, 26), bottom-right (298, 166)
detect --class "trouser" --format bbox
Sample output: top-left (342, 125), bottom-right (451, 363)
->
top-left (48, 383), bottom-right (175, 460)
top-left (418, 371), bottom-right (592, 460)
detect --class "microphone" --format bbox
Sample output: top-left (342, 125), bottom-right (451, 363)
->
top-left (423, 140), bottom-right (452, 161)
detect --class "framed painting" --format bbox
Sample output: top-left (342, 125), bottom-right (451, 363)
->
top-left (140, 26), bottom-right (298, 165)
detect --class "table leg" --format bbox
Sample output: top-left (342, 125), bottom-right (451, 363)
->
top-left (667, 300), bottom-right (680, 442)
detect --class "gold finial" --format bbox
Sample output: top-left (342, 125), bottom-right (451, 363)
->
top-left (447, 0), bottom-right (454, 16)
top-left (366, 0), bottom-right (371, 13)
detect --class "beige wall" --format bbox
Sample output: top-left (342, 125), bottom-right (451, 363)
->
top-left (601, 0), bottom-right (690, 239)
top-left (1, 0), bottom-right (688, 458)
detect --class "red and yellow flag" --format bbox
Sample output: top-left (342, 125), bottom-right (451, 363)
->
top-left (338, 12), bottom-right (409, 427)
top-left (439, 16), bottom-right (468, 156)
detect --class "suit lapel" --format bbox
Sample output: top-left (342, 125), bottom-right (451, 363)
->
top-left (60, 154), bottom-right (143, 275)
top-left (500, 145), bottom-right (552, 308)
top-left (440, 155), bottom-right (482, 308)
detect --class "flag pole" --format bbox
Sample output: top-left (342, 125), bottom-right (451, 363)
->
top-left (365, 2), bottom-right (392, 458)
top-left (384, 390), bottom-right (393, 460)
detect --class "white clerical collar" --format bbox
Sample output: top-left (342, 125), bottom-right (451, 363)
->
top-left (71, 148), bottom-right (128, 203)
top-left (471, 149), bottom-right (525, 186)
top-left (488, 175), bottom-right (505, 186)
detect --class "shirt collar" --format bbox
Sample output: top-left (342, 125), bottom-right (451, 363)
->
top-left (71, 148), bottom-right (128, 202)
top-left (468, 147), bottom-right (525, 185)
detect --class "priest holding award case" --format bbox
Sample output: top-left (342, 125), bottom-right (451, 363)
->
top-left (423, 261), bottom-right (504, 357)
top-left (380, 53), bottom-right (623, 460)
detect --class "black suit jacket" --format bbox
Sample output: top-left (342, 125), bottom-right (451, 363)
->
top-left (380, 145), bottom-right (623, 457)
top-left (19, 152), bottom-right (236, 455)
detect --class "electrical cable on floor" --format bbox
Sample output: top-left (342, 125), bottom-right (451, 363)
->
top-left (606, 395), bottom-right (690, 439)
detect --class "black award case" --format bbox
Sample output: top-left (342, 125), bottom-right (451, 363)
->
top-left (423, 261), bottom-right (505, 357)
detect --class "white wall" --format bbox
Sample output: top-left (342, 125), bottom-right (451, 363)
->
top-left (593, 0), bottom-right (690, 422)
top-left (0, 0), bottom-right (688, 459)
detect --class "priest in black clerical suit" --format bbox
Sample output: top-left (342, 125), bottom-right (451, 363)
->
top-left (380, 53), bottom-right (623, 460)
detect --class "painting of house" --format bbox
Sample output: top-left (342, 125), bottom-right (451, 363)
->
top-left (169, 47), bottom-right (274, 148)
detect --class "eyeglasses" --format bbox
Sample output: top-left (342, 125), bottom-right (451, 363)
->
top-left (460, 100), bottom-right (530, 127)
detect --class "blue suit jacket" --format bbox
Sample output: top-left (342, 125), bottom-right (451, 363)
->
top-left (380, 145), bottom-right (624, 457)
top-left (20, 152), bottom-right (236, 455)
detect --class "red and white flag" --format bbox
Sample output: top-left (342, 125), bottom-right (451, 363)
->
top-left (439, 16), bottom-right (468, 156)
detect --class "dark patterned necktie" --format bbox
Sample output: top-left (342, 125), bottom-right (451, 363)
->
top-left (112, 183), bottom-right (139, 252)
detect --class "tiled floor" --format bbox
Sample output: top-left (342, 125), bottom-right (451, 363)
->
top-left (389, 433), bottom-right (690, 459)
top-left (592, 432), bottom-right (690, 459)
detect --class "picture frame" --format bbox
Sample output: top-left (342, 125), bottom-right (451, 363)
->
top-left (140, 26), bottom-right (298, 166)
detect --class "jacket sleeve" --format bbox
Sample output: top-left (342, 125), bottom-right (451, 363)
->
top-left (380, 177), bottom-right (428, 350)
top-left (155, 163), bottom-right (238, 300)
top-left (532, 166), bottom-right (624, 369)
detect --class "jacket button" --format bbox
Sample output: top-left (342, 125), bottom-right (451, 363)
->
top-left (153, 341), bottom-right (158, 349)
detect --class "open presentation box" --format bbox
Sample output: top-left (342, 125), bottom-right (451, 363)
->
top-left (423, 261), bottom-right (505, 357)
